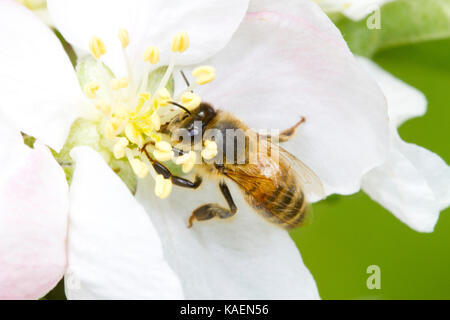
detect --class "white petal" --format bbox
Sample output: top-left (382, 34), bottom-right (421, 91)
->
top-left (362, 134), bottom-right (450, 232)
top-left (0, 119), bottom-right (28, 182)
top-left (47, 0), bottom-right (249, 78)
top-left (356, 57), bottom-right (426, 127)
top-left (310, 0), bottom-right (395, 21)
top-left (358, 57), bottom-right (449, 232)
top-left (195, 4), bottom-right (389, 197)
top-left (0, 120), bottom-right (68, 299)
top-left (341, 0), bottom-right (395, 21)
top-left (0, 1), bottom-right (84, 151)
top-left (136, 178), bottom-right (319, 299)
top-left (66, 146), bottom-right (183, 299)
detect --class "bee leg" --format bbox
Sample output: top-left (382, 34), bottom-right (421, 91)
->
top-left (172, 175), bottom-right (202, 189)
top-left (188, 182), bottom-right (237, 228)
top-left (261, 116), bottom-right (306, 143)
top-left (141, 145), bottom-right (201, 188)
top-left (278, 116), bottom-right (306, 142)
top-left (219, 182), bottom-right (237, 216)
top-left (148, 158), bottom-right (202, 189)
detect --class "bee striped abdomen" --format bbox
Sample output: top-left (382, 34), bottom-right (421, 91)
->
top-left (244, 172), bottom-right (308, 230)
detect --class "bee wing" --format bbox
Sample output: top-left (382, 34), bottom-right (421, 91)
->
top-left (277, 146), bottom-right (326, 202)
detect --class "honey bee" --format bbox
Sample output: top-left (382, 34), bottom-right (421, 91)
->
top-left (142, 100), bottom-right (326, 230)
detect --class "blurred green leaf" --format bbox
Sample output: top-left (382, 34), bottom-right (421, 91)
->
top-left (336, 0), bottom-right (450, 57)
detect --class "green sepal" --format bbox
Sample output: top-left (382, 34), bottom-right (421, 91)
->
top-left (75, 56), bottom-right (114, 99)
top-left (146, 66), bottom-right (175, 96)
top-left (54, 118), bottom-right (137, 194)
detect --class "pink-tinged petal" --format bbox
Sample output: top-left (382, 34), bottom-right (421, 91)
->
top-left (0, 0), bottom-right (85, 152)
top-left (66, 147), bottom-right (183, 299)
top-left (357, 57), bottom-right (426, 127)
top-left (362, 133), bottom-right (450, 232)
top-left (196, 2), bottom-right (389, 197)
top-left (136, 178), bottom-right (319, 299)
top-left (47, 0), bottom-right (249, 78)
top-left (0, 138), bottom-right (68, 299)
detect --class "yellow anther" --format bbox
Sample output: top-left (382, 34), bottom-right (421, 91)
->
top-left (103, 120), bottom-right (116, 139)
top-left (94, 99), bottom-right (111, 115)
top-left (150, 112), bottom-right (161, 131)
top-left (154, 174), bottom-right (173, 199)
top-left (181, 92), bottom-right (201, 110)
top-left (130, 158), bottom-right (149, 178)
top-left (201, 140), bottom-right (218, 160)
top-left (153, 141), bottom-right (174, 162)
top-left (171, 31), bottom-right (189, 53)
top-left (176, 151), bottom-right (197, 173)
top-left (89, 36), bottom-right (106, 59)
top-left (113, 137), bottom-right (129, 159)
top-left (125, 123), bottom-right (144, 147)
top-left (118, 28), bottom-right (129, 48)
top-left (111, 77), bottom-right (129, 90)
top-left (155, 141), bottom-right (172, 152)
top-left (84, 81), bottom-right (100, 99)
top-left (204, 140), bottom-right (217, 148)
top-left (156, 88), bottom-right (171, 106)
top-left (143, 46), bottom-right (160, 64)
top-left (192, 66), bottom-right (216, 85)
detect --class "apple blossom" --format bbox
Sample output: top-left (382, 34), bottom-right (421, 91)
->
top-left (0, 0), bottom-right (406, 299)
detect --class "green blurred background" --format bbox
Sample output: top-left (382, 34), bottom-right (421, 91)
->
top-left (44, 1), bottom-right (450, 300)
top-left (292, 38), bottom-right (450, 300)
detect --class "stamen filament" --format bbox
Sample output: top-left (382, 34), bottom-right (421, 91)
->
top-left (157, 54), bottom-right (176, 92)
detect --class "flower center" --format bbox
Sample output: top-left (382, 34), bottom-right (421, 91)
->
top-left (83, 29), bottom-right (216, 199)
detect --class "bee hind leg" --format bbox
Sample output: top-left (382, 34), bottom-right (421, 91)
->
top-left (188, 182), bottom-right (237, 228)
top-left (279, 116), bottom-right (305, 142)
top-left (262, 116), bottom-right (306, 143)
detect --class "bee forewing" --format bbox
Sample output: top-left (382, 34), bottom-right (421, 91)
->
top-left (276, 146), bottom-right (326, 202)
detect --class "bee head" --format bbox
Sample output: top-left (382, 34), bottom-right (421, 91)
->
top-left (168, 102), bottom-right (216, 145)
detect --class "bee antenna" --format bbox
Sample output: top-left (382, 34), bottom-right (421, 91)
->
top-left (169, 101), bottom-right (192, 115)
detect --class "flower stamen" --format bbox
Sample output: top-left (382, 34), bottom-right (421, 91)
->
top-left (153, 141), bottom-right (174, 162)
top-left (118, 28), bottom-right (129, 49)
top-left (84, 81), bottom-right (100, 99)
top-left (155, 174), bottom-right (173, 198)
top-left (82, 29), bottom-right (216, 199)
top-left (201, 140), bottom-right (218, 160)
top-left (89, 36), bottom-right (106, 59)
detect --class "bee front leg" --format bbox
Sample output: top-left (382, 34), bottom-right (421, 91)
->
top-left (188, 182), bottom-right (237, 228)
top-left (150, 159), bottom-right (202, 189)
top-left (141, 145), bottom-right (202, 189)
top-left (171, 175), bottom-right (202, 189)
